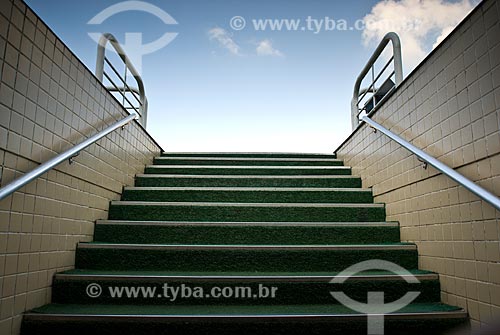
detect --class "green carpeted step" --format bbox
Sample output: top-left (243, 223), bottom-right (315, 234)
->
top-left (20, 151), bottom-right (470, 334)
top-left (75, 243), bottom-right (418, 272)
top-left (153, 157), bottom-right (344, 166)
top-left (93, 221), bottom-right (400, 244)
top-left (144, 165), bottom-right (352, 175)
top-left (134, 175), bottom-right (362, 188)
top-left (22, 303), bottom-right (468, 335)
top-left (58, 269), bottom-right (439, 276)
top-left (107, 202), bottom-right (386, 222)
top-left (51, 269), bottom-right (441, 305)
top-left (121, 187), bottom-right (373, 203)
top-left (160, 152), bottom-right (337, 159)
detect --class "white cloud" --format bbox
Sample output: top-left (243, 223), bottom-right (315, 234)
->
top-left (362, 0), bottom-right (477, 73)
top-left (433, 26), bottom-right (455, 49)
top-left (256, 39), bottom-right (284, 57)
top-left (208, 27), bottom-right (241, 55)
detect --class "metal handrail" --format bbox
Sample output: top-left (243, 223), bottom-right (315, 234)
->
top-left (103, 57), bottom-right (142, 107)
top-left (361, 115), bottom-right (500, 211)
top-left (106, 86), bottom-right (148, 116)
top-left (95, 33), bottom-right (147, 126)
top-left (351, 32), bottom-right (403, 130)
top-left (102, 72), bottom-right (141, 116)
top-left (357, 57), bottom-right (395, 105)
top-left (0, 113), bottom-right (137, 201)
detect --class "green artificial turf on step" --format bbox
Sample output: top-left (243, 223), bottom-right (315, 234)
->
top-left (75, 245), bottom-right (418, 272)
top-left (134, 176), bottom-right (362, 188)
top-left (152, 158), bottom-right (344, 166)
top-left (94, 223), bottom-right (400, 245)
top-left (160, 153), bottom-right (338, 159)
top-left (121, 188), bottom-right (373, 203)
top-left (58, 269), bottom-right (438, 277)
top-left (27, 302), bottom-right (463, 316)
top-left (22, 303), bottom-right (468, 335)
top-left (144, 166), bottom-right (351, 175)
top-left (107, 203), bottom-right (386, 222)
top-left (52, 276), bottom-right (440, 305)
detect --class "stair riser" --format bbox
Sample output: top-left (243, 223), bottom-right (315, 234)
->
top-left (75, 248), bottom-right (418, 272)
top-left (153, 158), bottom-right (344, 166)
top-left (144, 167), bottom-right (351, 175)
top-left (94, 225), bottom-right (400, 244)
top-left (52, 279), bottom-right (440, 305)
top-left (21, 317), bottom-right (469, 335)
top-left (135, 177), bottom-right (362, 188)
top-left (108, 205), bottom-right (386, 222)
top-left (121, 189), bottom-right (373, 203)
top-left (161, 153), bottom-right (338, 159)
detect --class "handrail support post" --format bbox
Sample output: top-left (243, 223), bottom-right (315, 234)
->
top-left (68, 152), bottom-right (80, 165)
top-left (351, 32), bottom-right (403, 130)
top-left (96, 33), bottom-right (148, 127)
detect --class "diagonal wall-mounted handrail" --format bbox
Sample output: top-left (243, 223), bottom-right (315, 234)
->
top-left (351, 32), bottom-right (403, 130)
top-left (361, 115), bottom-right (500, 212)
top-left (0, 113), bottom-right (137, 201)
top-left (96, 33), bottom-right (148, 127)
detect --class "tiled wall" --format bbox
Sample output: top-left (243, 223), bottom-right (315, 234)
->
top-left (336, 0), bottom-right (500, 329)
top-left (0, 0), bottom-right (162, 333)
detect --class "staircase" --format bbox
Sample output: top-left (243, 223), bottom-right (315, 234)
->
top-left (21, 152), bottom-right (468, 334)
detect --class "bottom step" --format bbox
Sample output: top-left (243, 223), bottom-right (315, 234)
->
top-left (22, 303), bottom-right (468, 335)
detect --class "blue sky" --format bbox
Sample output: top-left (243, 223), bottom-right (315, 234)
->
top-left (25, 0), bottom-right (478, 153)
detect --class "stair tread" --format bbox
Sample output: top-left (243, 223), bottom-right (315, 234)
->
top-left (110, 201), bottom-right (384, 208)
top-left (121, 187), bottom-right (374, 203)
top-left (27, 302), bottom-right (464, 317)
top-left (137, 174), bottom-right (358, 179)
top-left (146, 165), bottom-right (349, 169)
top-left (144, 166), bottom-right (352, 176)
top-left (154, 157), bottom-right (342, 162)
top-left (97, 220), bottom-right (398, 227)
top-left (124, 187), bottom-right (370, 191)
top-left (161, 152), bottom-right (337, 158)
top-left (57, 269), bottom-right (438, 280)
top-left (78, 242), bottom-right (416, 250)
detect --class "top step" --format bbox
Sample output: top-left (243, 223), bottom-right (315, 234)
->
top-left (161, 152), bottom-right (337, 159)
top-left (152, 158), bottom-right (344, 167)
